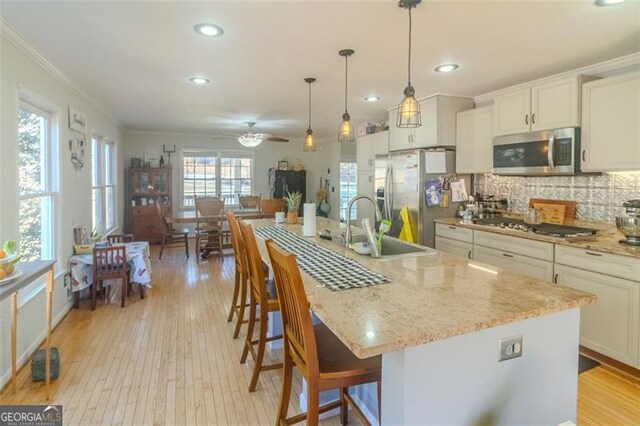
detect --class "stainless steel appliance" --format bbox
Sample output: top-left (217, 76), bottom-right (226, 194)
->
top-left (473, 218), bottom-right (598, 238)
top-left (375, 149), bottom-right (470, 248)
top-left (616, 199), bottom-right (640, 246)
top-left (492, 127), bottom-right (580, 175)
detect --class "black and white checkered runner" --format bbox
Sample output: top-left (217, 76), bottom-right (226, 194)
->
top-left (254, 226), bottom-right (390, 291)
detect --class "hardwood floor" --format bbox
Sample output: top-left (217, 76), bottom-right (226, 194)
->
top-left (1, 245), bottom-right (639, 425)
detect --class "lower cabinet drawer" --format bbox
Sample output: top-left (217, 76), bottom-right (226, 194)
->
top-left (555, 264), bottom-right (639, 367)
top-left (474, 230), bottom-right (554, 261)
top-left (435, 236), bottom-right (473, 259)
top-left (435, 223), bottom-right (473, 243)
top-left (474, 245), bottom-right (554, 282)
top-left (555, 245), bottom-right (640, 282)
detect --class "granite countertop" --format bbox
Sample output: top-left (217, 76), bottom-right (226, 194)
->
top-left (434, 217), bottom-right (640, 259)
top-left (248, 218), bottom-right (596, 359)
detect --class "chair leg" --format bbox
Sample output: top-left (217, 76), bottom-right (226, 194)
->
top-left (195, 235), bottom-right (200, 262)
top-left (105, 284), bottom-right (111, 303)
top-left (184, 233), bottom-right (189, 258)
top-left (377, 379), bottom-right (382, 421)
top-left (248, 306), bottom-right (269, 392)
top-left (240, 296), bottom-right (256, 363)
top-left (91, 282), bottom-right (98, 311)
top-left (73, 291), bottom-right (80, 309)
top-left (159, 234), bottom-right (167, 260)
top-left (233, 275), bottom-right (248, 339)
top-left (340, 387), bottom-right (349, 425)
top-left (306, 383), bottom-right (320, 426)
top-left (121, 277), bottom-right (127, 308)
top-left (227, 268), bottom-right (241, 322)
top-left (276, 353), bottom-right (293, 426)
top-left (139, 284), bottom-right (145, 300)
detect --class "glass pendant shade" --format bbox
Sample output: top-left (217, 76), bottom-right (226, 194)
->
top-left (238, 135), bottom-right (263, 148)
top-left (396, 84), bottom-right (421, 128)
top-left (337, 112), bottom-right (355, 142)
top-left (303, 128), bottom-right (316, 152)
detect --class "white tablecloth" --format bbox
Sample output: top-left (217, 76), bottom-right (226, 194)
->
top-left (69, 242), bottom-right (152, 292)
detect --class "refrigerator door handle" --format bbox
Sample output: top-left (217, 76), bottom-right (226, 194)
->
top-left (388, 165), bottom-right (394, 219)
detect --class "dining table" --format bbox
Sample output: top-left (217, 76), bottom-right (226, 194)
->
top-left (171, 208), bottom-right (265, 224)
top-left (69, 241), bottom-right (152, 298)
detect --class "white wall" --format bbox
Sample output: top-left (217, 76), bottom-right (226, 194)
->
top-left (0, 27), bottom-right (124, 387)
top-left (122, 131), bottom-right (342, 221)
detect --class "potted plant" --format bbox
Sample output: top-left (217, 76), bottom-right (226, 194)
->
top-left (284, 191), bottom-right (302, 224)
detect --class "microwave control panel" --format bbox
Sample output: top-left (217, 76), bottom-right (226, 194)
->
top-left (555, 138), bottom-right (572, 166)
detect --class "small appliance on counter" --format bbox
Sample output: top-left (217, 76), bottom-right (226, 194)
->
top-left (616, 199), bottom-right (640, 246)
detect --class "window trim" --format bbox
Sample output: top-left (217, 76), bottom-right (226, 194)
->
top-left (92, 136), bottom-right (117, 234)
top-left (179, 148), bottom-right (255, 210)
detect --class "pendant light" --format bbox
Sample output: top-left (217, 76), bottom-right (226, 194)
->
top-left (303, 77), bottom-right (317, 152)
top-left (396, 0), bottom-right (422, 128)
top-left (338, 49), bottom-right (355, 143)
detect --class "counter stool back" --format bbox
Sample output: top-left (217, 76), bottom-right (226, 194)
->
top-left (225, 211), bottom-right (250, 339)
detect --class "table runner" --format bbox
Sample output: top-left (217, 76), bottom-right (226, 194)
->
top-left (254, 226), bottom-right (390, 291)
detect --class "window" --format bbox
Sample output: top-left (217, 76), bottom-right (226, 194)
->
top-left (92, 137), bottom-right (116, 233)
top-left (339, 162), bottom-right (357, 222)
top-left (182, 151), bottom-right (254, 207)
top-left (18, 101), bottom-right (57, 262)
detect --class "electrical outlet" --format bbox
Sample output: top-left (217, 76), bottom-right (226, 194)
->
top-left (498, 336), bottom-right (523, 362)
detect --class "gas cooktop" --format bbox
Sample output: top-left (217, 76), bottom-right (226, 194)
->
top-left (472, 218), bottom-right (598, 238)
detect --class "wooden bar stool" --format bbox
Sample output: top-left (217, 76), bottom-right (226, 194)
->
top-left (265, 239), bottom-right (382, 426)
top-left (225, 211), bottom-right (250, 339)
top-left (259, 198), bottom-right (284, 218)
top-left (237, 221), bottom-right (283, 392)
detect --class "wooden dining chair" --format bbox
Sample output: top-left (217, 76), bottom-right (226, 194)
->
top-left (265, 240), bottom-right (382, 426)
top-left (238, 221), bottom-right (283, 392)
top-left (260, 198), bottom-right (284, 218)
top-left (92, 245), bottom-right (130, 310)
top-left (157, 204), bottom-right (189, 260)
top-left (107, 234), bottom-right (134, 244)
top-left (225, 211), bottom-right (250, 339)
top-left (238, 194), bottom-right (261, 212)
top-left (195, 196), bottom-right (225, 260)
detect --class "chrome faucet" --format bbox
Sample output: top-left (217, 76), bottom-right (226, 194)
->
top-left (345, 195), bottom-right (382, 246)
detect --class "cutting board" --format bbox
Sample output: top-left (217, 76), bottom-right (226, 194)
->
top-left (528, 198), bottom-right (576, 225)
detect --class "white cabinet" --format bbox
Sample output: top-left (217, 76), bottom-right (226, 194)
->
top-left (474, 245), bottom-right (554, 282)
top-left (435, 236), bottom-right (473, 260)
top-left (581, 72), bottom-right (640, 172)
top-left (373, 131), bottom-right (389, 156)
top-left (356, 134), bottom-right (376, 172)
top-left (493, 77), bottom-right (582, 136)
top-left (474, 230), bottom-right (554, 262)
top-left (389, 94), bottom-right (473, 151)
top-left (555, 264), bottom-right (639, 368)
top-left (455, 106), bottom-right (493, 174)
top-left (435, 223), bottom-right (473, 243)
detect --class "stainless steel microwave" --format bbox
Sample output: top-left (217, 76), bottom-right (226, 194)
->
top-left (492, 127), bottom-right (580, 176)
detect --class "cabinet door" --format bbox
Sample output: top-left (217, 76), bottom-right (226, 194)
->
top-left (357, 134), bottom-right (376, 171)
top-left (356, 170), bottom-right (375, 224)
top-left (456, 106), bottom-right (493, 173)
top-left (493, 88), bottom-right (531, 136)
top-left (474, 245), bottom-right (554, 282)
top-left (373, 131), bottom-right (390, 156)
top-left (581, 72), bottom-right (640, 172)
top-left (412, 97), bottom-right (438, 148)
top-left (435, 237), bottom-right (473, 259)
top-left (555, 264), bottom-right (639, 367)
top-left (388, 109), bottom-right (413, 151)
top-left (531, 77), bottom-right (579, 131)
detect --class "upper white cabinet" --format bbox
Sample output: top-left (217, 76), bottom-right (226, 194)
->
top-left (356, 134), bottom-right (376, 172)
top-left (389, 95), bottom-right (473, 151)
top-left (493, 77), bottom-right (583, 136)
top-left (373, 131), bottom-right (390, 156)
top-left (455, 106), bottom-right (493, 174)
top-left (581, 72), bottom-right (640, 172)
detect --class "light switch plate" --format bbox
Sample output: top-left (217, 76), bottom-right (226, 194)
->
top-left (498, 336), bottom-right (523, 362)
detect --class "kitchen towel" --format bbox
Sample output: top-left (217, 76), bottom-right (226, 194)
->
top-left (303, 203), bottom-right (317, 237)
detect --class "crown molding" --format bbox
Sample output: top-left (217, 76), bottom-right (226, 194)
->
top-left (0, 17), bottom-right (122, 129)
top-left (474, 52), bottom-right (640, 105)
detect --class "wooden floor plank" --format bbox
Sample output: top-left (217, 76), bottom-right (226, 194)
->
top-left (1, 245), bottom-right (638, 425)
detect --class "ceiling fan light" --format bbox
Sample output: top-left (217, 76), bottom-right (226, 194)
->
top-left (238, 135), bottom-right (263, 148)
top-left (338, 112), bottom-right (355, 143)
top-left (397, 85), bottom-right (421, 128)
top-left (303, 128), bottom-right (316, 152)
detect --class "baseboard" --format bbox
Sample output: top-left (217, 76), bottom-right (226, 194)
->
top-left (0, 301), bottom-right (73, 390)
top-left (580, 346), bottom-right (640, 382)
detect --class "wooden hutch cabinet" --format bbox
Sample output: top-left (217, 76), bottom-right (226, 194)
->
top-left (127, 166), bottom-right (172, 243)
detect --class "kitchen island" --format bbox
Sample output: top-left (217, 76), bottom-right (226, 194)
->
top-left (248, 218), bottom-right (596, 425)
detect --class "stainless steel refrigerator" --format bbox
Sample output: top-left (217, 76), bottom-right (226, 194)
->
top-left (375, 149), bottom-right (470, 248)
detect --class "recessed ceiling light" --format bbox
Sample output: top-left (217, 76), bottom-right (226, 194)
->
top-left (194, 23), bottom-right (224, 37)
top-left (190, 77), bottom-right (210, 85)
top-left (364, 95), bottom-right (381, 102)
top-left (434, 64), bottom-right (459, 73)
top-left (594, 0), bottom-right (627, 5)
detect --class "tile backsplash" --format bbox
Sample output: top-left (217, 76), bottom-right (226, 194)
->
top-left (476, 172), bottom-right (640, 222)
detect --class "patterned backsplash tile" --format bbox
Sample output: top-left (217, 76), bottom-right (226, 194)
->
top-left (475, 172), bottom-right (640, 222)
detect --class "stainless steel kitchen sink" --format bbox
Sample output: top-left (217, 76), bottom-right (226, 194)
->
top-left (341, 234), bottom-right (437, 259)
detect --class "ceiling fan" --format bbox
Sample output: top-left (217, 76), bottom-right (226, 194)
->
top-left (226, 122), bottom-right (290, 148)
